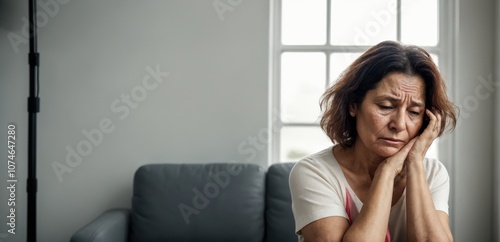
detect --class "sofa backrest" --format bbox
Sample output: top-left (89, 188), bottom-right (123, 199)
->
top-left (130, 163), bottom-right (266, 242)
top-left (265, 162), bottom-right (297, 242)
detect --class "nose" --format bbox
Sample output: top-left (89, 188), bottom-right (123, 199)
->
top-left (389, 109), bottom-right (406, 132)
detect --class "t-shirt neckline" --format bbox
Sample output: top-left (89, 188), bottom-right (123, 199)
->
top-left (328, 145), bottom-right (406, 209)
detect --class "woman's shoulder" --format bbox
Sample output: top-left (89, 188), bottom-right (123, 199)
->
top-left (303, 146), bottom-right (336, 162)
top-left (289, 145), bottom-right (348, 199)
top-left (292, 146), bottom-right (335, 168)
top-left (290, 146), bottom-right (342, 181)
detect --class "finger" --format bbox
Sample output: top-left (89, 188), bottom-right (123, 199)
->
top-left (410, 110), bottom-right (441, 159)
top-left (435, 111), bottom-right (442, 133)
top-left (426, 109), bottom-right (436, 124)
top-left (385, 139), bottom-right (417, 176)
top-left (392, 138), bottom-right (417, 160)
top-left (429, 109), bottom-right (442, 135)
top-left (425, 109), bottom-right (439, 135)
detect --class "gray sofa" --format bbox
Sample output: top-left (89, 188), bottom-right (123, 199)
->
top-left (71, 162), bottom-right (297, 242)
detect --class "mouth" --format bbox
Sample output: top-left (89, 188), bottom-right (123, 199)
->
top-left (380, 137), bottom-right (405, 145)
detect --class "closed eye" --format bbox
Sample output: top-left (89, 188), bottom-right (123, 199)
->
top-left (379, 105), bottom-right (393, 110)
top-left (409, 110), bottom-right (421, 116)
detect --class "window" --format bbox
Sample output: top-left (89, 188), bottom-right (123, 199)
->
top-left (270, 0), bottom-right (451, 163)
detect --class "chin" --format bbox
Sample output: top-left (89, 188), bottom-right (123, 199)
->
top-left (374, 146), bottom-right (403, 158)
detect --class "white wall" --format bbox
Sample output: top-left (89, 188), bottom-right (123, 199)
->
top-left (452, 0), bottom-right (496, 241)
top-left (0, 0), bottom-right (498, 242)
top-left (0, 1), bottom-right (269, 241)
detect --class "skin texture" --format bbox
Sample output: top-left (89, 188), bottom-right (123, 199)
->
top-left (300, 72), bottom-right (454, 242)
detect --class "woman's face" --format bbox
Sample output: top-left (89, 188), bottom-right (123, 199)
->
top-left (351, 72), bottom-right (426, 158)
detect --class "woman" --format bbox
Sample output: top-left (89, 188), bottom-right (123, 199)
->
top-left (289, 41), bottom-right (458, 242)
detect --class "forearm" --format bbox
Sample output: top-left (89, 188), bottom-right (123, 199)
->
top-left (406, 159), bottom-right (451, 242)
top-left (343, 168), bottom-right (394, 242)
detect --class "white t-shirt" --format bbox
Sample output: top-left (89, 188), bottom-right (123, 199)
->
top-left (289, 146), bottom-right (450, 242)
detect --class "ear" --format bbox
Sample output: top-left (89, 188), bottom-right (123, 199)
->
top-left (349, 104), bottom-right (357, 117)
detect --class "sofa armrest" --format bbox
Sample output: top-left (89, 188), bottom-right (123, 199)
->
top-left (71, 209), bottom-right (130, 242)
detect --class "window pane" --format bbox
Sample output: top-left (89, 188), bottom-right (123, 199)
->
top-left (401, 0), bottom-right (438, 46)
top-left (280, 126), bottom-right (332, 162)
top-left (331, 0), bottom-right (397, 45)
top-left (281, 52), bottom-right (326, 123)
top-left (330, 52), bottom-right (363, 84)
top-left (282, 0), bottom-right (326, 45)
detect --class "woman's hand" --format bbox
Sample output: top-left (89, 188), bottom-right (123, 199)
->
top-left (379, 138), bottom-right (417, 178)
top-left (407, 109), bottom-right (442, 162)
top-left (405, 109), bottom-right (453, 242)
top-left (378, 109), bottom-right (442, 179)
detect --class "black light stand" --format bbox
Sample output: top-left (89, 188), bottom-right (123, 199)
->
top-left (27, 0), bottom-right (40, 241)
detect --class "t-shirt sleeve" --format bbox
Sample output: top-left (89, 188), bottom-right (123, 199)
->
top-left (426, 158), bottom-right (451, 214)
top-left (289, 158), bottom-right (348, 234)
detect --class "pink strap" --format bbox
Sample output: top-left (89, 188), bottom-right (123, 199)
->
top-left (345, 189), bottom-right (355, 223)
top-left (385, 227), bottom-right (391, 242)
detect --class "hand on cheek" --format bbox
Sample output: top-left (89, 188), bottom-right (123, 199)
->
top-left (380, 138), bottom-right (417, 178)
top-left (407, 109), bottom-right (442, 162)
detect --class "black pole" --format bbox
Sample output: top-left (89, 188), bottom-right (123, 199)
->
top-left (27, 0), bottom-right (40, 241)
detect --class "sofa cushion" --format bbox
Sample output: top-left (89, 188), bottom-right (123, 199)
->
top-left (130, 163), bottom-right (266, 242)
top-left (265, 162), bottom-right (297, 242)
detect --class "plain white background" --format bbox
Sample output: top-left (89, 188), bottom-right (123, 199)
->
top-left (0, 0), bottom-right (498, 241)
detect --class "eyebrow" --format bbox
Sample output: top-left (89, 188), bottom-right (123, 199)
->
top-left (374, 95), bottom-right (424, 107)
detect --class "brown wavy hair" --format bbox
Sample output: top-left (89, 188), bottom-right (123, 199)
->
top-left (320, 41), bottom-right (458, 147)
